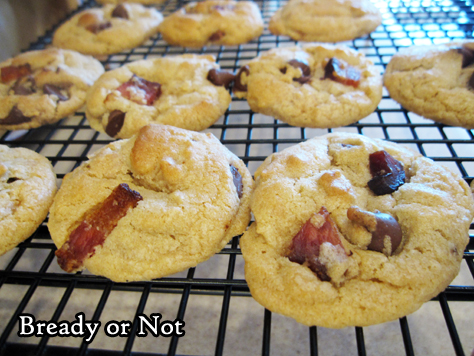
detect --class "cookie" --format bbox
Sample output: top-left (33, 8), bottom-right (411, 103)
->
top-left (158, 0), bottom-right (264, 48)
top-left (240, 133), bottom-right (474, 328)
top-left (86, 54), bottom-right (233, 138)
top-left (384, 41), bottom-right (474, 129)
top-left (52, 4), bottom-right (163, 56)
top-left (0, 145), bottom-right (57, 256)
top-left (48, 124), bottom-right (254, 282)
top-left (233, 44), bottom-right (382, 128)
top-left (269, 0), bottom-right (382, 42)
top-left (0, 48), bottom-right (104, 130)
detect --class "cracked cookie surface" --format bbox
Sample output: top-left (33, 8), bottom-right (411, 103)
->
top-left (0, 145), bottom-right (57, 256)
top-left (158, 0), bottom-right (263, 48)
top-left (52, 4), bottom-right (163, 56)
top-left (269, 0), bottom-right (382, 42)
top-left (48, 124), bottom-right (254, 282)
top-left (0, 48), bottom-right (104, 130)
top-left (86, 54), bottom-right (232, 138)
top-left (233, 44), bottom-right (382, 128)
top-left (240, 133), bottom-right (474, 328)
top-left (384, 41), bottom-right (474, 129)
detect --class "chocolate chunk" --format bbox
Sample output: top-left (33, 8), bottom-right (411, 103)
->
top-left (207, 69), bottom-right (236, 88)
top-left (324, 57), bottom-right (361, 88)
top-left (43, 84), bottom-right (69, 101)
top-left (230, 165), bottom-right (243, 198)
top-left (280, 60), bottom-right (312, 84)
top-left (367, 150), bottom-right (405, 196)
top-left (455, 45), bottom-right (474, 68)
top-left (288, 59), bottom-right (311, 77)
top-left (0, 106), bottom-right (33, 125)
top-left (233, 65), bottom-right (249, 92)
top-left (86, 21), bottom-right (112, 34)
top-left (7, 177), bottom-right (19, 183)
top-left (12, 76), bottom-right (36, 95)
top-left (112, 4), bottom-right (129, 19)
top-left (347, 206), bottom-right (402, 256)
top-left (209, 30), bottom-right (225, 41)
top-left (105, 110), bottom-right (126, 137)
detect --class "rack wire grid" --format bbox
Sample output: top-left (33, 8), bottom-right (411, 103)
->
top-left (0, 0), bottom-right (474, 355)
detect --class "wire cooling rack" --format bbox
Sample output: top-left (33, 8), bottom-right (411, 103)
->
top-left (1, 0), bottom-right (474, 355)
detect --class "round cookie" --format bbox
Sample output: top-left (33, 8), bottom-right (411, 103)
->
top-left (384, 41), bottom-right (474, 129)
top-left (158, 0), bottom-right (264, 48)
top-left (48, 124), bottom-right (254, 282)
top-left (86, 54), bottom-right (233, 138)
top-left (233, 44), bottom-right (382, 128)
top-left (0, 145), bottom-right (57, 256)
top-left (240, 133), bottom-right (474, 328)
top-left (0, 48), bottom-right (104, 130)
top-left (269, 0), bottom-right (382, 42)
top-left (52, 4), bottom-right (163, 56)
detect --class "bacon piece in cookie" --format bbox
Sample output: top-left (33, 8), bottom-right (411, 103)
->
top-left (55, 183), bottom-right (142, 273)
top-left (116, 75), bottom-right (162, 105)
top-left (367, 150), bottom-right (405, 196)
top-left (1, 64), bottom-right (32, 83)
top-left (287, 207), bottom-right (346, 281)
top-left (324, 58), bottom-right (361, 88)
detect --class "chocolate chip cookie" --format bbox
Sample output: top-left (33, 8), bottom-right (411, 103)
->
top-left (384, 41), bottom-right (474, 129)
top-left (269, 0), bottom-right (382, 42)
top-left (0, 48), bottom-right (104, 130)
top-left (158, 0), bottom-right (264, 48)
top-left (233, 44), bottom-right (382, 128)
top-left (48, 124), bottom-right (254, 282)
top-left (86, 54), bottom-right (233, 138)
top-left (240, 133), bottom-right (474, 328)
top-left (52, 4), bottom-right (163, 56)
top-left (0, 145), bottom-right (57, 256)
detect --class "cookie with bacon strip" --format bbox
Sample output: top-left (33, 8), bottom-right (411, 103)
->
top-left (0, 48), bottom-right (104, 130)
top-left (85, 54), bottom-right (233, 138)
top-left (240, 133), bottom-right (474, 328)
top-left (232, 44), bottom-right (382, 128)
top-left (0, 145), bottom-right (57, 256)
top-left (52, 4), bottom-right (163, 56)
top-left (48, 124), bottom-right (254, 282)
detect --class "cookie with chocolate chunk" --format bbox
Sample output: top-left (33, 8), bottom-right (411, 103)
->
top-left (233, 44), bottom-right (382, 128)
top-left (384, 41), bottom-right (474, 129)
top-left (0, 145), bottom-right (57, 256)
top-left (0, 48), bottom-right (104, 130)
top-left (158, 0), bottom-right (263, 48)
top-left (240, 133), bottom-right (474, 328)
top-left (48, 124), bottom-right (254, 282)
top-left (86, 54), bottom-right (233, 138)
top-left (52, 4), bottom-right (163, 56)
top-left (269, 0), bottom-right (382, 42)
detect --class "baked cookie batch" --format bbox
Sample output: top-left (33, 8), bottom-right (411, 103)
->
top-left (1, 0), bottom-right (474, 330)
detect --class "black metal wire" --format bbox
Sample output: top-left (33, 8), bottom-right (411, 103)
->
top-left (0, 0), bottom-right (474, 355)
